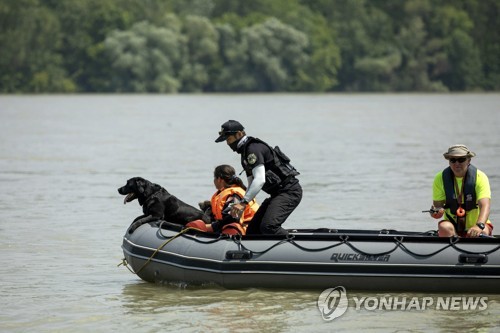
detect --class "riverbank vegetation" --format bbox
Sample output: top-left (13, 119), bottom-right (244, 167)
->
top-left (1, 0), bottom-right (498, 93)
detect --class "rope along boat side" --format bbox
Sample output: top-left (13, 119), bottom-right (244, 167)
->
top-left (121, 221), bottom-right (500, 293)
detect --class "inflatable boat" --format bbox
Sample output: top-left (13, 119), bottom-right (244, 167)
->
top-left (121, 221), bottom-right (500, 293)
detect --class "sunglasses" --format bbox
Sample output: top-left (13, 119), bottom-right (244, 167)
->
top-left (449, 157), bottom-right (467, 164)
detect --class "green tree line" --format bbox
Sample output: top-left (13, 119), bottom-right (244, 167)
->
top-left (1, 0), bottom-right (498, 93)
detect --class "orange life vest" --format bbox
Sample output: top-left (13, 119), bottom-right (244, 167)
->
top-left (210, 186), bottom-right (259, 234)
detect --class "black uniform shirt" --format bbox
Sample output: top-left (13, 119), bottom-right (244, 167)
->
top-left (242, 140), bottom-right (274, 177)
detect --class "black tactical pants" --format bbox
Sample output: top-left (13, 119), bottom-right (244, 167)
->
top-left (246, 180), bottom-right (302, 235)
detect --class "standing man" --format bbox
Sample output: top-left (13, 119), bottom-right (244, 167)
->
top-left (215, 120), bottom-right (302, 235)
top-left (429, 144), bottom-right (493, 237)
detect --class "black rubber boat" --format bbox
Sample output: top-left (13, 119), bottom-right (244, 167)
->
top-left (121, 221), bottom-right (500, 293)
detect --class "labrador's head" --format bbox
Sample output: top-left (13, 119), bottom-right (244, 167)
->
top-left (118, 177), bottom-right (152, 204)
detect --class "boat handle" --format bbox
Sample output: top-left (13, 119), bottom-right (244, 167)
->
top-left (226, 250), bottom-right (253, 260)
top-left (458, 253), bottom-right (488, 264)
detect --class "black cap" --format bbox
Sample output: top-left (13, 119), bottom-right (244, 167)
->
top-left (215, 120), bottom-right (244, 143)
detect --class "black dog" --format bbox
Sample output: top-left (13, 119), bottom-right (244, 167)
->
top-left (118, 177), bottom-right (210, 233)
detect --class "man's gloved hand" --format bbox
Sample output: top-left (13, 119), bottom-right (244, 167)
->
top-left (430, 207), bottom-right (444, 219)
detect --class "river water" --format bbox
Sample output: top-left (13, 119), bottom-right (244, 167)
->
top-left (0, 94), bottom-right (499, 332)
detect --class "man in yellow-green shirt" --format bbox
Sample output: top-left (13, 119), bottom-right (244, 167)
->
top-left (430, 144), bottom-right (493, 237)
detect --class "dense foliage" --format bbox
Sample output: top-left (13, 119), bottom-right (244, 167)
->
top-left (1, 0), bottom-right (498, 93)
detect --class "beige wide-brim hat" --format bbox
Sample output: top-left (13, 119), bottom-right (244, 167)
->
top-left (443, 144), bottom-right (476, 159)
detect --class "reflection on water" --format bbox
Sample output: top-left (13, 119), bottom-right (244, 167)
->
top-left (1, 94), bottom-right (499, 332)
top-left (120, 282), bottom-right (500, 332)
top-left (121, 282), bottom-right (318, 332)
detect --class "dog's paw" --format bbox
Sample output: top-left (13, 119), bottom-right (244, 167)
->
top-left (198, 200), bottom-right (211, 211)
top-left (128, 221), bottom-right (144, 234)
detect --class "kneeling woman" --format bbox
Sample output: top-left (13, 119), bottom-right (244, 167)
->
top-left (187, 165), bottom-right (259, 235)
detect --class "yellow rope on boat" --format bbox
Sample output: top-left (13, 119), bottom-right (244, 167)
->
top-left (118, 227), bottom-right (205, 275)
top-left (117, 258), bottom-right (136, 274)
